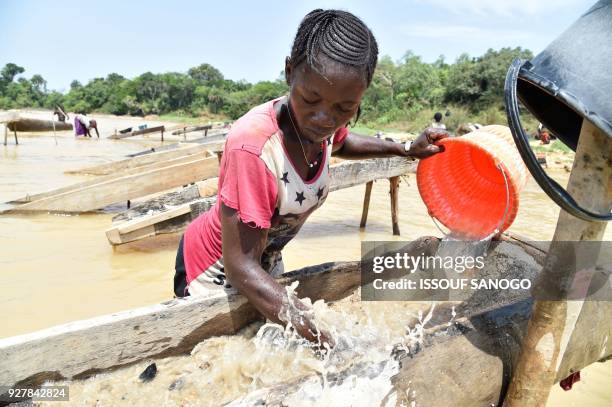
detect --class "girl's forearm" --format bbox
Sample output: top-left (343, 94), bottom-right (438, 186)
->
top-left (333, 133), bottom-right (409, 159)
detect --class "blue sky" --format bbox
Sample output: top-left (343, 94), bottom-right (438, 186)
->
top-left (0, 0), bottom-right (595, 92)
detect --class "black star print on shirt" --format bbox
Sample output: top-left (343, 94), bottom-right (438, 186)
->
top-left (316, 187), bottom-right (325, 200)
top-left (327, 137), bottom-right (332, 146)
top-left (280, 172), bottom-right (289, 186)
top-left (295, 191), bottom-right (306, 206)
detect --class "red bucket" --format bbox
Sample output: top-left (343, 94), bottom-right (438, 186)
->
top-left (417, 125), bottom-right (528, 239)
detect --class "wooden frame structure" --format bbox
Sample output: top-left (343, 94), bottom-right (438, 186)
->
top-left (105, 157), bottom-right (416, 245)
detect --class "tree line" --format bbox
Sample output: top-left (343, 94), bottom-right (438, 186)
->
top-left (0, 47), bottom-right (532, 127)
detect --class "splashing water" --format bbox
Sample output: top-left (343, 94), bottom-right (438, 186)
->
top-left (40, 284), bottom-right (446, 407)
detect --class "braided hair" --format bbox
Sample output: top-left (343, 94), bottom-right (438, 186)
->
top-left (290, 9), bottom-right (379, 87)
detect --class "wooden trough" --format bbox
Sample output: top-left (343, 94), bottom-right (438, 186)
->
top-left (3, 117), bottom-right (73, 145)
top-left (6, 118), bottom-right (73, 132)
top-left (3, 151), bottom-right (220, 213)
top-left (0, 235), bottom-right (609, 406)
top-left (105, 156), bottom-right (416, 245)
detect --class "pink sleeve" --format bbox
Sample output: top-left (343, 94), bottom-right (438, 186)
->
top-left (333, 127), bottom-right (349, 146)
top-left (219, 148), bottom-right (277, 228)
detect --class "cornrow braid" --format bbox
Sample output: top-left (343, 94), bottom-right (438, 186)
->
top-left (290, 9), bottom-right (379, 86)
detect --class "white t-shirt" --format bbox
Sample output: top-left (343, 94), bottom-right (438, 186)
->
top-left (431, 122), bottom-right (446, 130)
top-left (76, 114), bottom-right (91, 129)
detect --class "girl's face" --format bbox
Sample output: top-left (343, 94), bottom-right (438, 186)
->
top-left (286, 55), bottom-right (368, 143)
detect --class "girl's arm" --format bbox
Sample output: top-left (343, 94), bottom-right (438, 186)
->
top-left (220, 202), bottom-right (333, 347)
top-left (332, 128), bottom-right (449, 160)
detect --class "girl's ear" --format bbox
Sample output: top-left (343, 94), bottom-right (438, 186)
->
top-left (348, 105), bottom-right (361, 127)
top-left (284, 57), bottom-right (292, 86)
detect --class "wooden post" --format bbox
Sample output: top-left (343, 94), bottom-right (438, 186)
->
top-left (204, 128), bottom-right (208, 137)
top-left (360, 181), bottom-right (374, 228)
top-left (161, 128), bottom-right (164, 142)
top-left (389, 176), bottom-right (400, 235)
top-left (503, 120), bottom-right (611, 406)
top-left (3, 124), bottom-right (7, 146)
top-left (13, 129), bottom-right (18, 145)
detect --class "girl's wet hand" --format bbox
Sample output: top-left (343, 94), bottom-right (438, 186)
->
top-left (408, 127), bottom-right (449, 158)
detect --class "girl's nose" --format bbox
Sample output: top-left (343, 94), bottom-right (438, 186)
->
top-left (311, 110), bottom-right (336, 129)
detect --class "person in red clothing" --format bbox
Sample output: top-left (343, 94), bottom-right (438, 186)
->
top-left (173, 9), bottom-right (447, 348)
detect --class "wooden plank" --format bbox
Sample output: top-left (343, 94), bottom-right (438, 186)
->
top-left (9, 151), bottom-right (215, 204)
top-left (504, 120), bottom-right (612, 406)
top-left (5, 155), bottom-right (219, 213)
top-left (105, 157), bottom-right (416, 245)
top-left (0, 259), bottom-right (363, 389)
top-left (171, 124), bottom-right (212, 135)
top-left (65, 143), bottom-right (211, 175)
top-left (108, 125), bottom-right (165, 140)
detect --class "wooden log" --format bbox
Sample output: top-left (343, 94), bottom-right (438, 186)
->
top-left (4, 154), bottom-right (219, 213)
top-left (6, 118), bottom-right (73, 132)
top-left (359, 180), bottom-right (373, 228)
top-left (389, 176), bottom-right (400, 235)
top-left (106, 157), bottom-right (416, 245)
top-left (504, 120), bottom-right (612, 406)
top-left (0, 259), bottom-right (363, 389)
top-left (107, 125), bottom-right (165, 140)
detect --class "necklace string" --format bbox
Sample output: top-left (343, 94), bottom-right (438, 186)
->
top-left (286, 101), bottom-right (322, 169)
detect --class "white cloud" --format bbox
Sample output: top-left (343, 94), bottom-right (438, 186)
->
top-left (398, 23), bottom-right (530, 42)
top-left (415, 0), bottom-right (590, 17)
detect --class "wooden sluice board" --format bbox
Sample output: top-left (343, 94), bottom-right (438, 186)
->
top-left (108, 125), bottom-right (165, 140)
top-left (105, 156), bottom-right (416, 245)
top-left (1, 236), bottom-right (609, 406)
top-left (170, 124), bottom-right (213, 135)
top-left (4, 152), bottom-right (220, 213)
top-left (64, 136), bottom-right (226, 176)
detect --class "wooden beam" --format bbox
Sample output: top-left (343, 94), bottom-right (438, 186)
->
top-left (107, 125), bottom-right (165, 140)
top-left (170, 124), bottom-right (212, 136)
top-left (106, 157), bottom-right (416, 245)
top-left (503, 120), bottom-right (612, 406)
top-left (389, 176), bottom-right (400, 235)
top-left (359, 181), bottom-right (373, 228)
top-left (5, 154), bottom-right (219, 213)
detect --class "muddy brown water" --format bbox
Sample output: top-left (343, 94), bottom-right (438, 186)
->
top-left (1, 110), bottom-right (609, 406)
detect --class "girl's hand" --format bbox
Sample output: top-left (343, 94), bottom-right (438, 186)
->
top-left (407, 128), bottom-right (449, 159)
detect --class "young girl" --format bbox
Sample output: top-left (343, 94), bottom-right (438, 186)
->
top-left (174, 9), bottom-right (447, 346)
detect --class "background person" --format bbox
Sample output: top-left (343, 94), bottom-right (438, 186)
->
top-left (431, 112), bottom-right (446, 130)
top-left (74, 113), bottom-right (99, 138)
